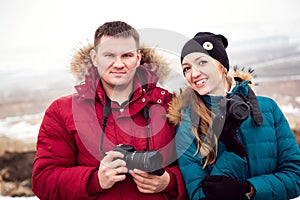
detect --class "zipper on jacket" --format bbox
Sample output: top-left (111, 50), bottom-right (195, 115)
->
top-left (238, 129), bottom-right (251, 180)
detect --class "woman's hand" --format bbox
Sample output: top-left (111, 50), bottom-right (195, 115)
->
top-left (202, 175), bottom-right (251, 200)
top-left (129, 169), bottom-right (170, 193)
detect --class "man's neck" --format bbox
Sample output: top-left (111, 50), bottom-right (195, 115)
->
top-left (102, 82), bottom-right (134, 105)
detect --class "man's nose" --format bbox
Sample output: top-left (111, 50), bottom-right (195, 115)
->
top-left (113, 56), bottom-right (125, 68)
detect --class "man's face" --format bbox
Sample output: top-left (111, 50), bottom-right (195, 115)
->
top-left (91, 36), bottom-right (141, 90)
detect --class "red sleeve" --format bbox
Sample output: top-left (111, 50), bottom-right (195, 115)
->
top-left (163, 164), bottom-right (189, 200)
top-left (164, 168), bottom-right (176, 192)
top-left (32, 99), bottom-right (100, 200)
top-left (86, 170), bottom-right (106, 196)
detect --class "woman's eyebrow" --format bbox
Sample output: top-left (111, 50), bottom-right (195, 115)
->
top-left (194, 56), bottom-right (206, 63)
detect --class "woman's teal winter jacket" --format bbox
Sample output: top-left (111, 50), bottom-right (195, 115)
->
top-left (174, 85), bottom-right (300, 200)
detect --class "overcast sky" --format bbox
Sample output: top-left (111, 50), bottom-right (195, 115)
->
top-left (0, 0), bottom-right (300, 74)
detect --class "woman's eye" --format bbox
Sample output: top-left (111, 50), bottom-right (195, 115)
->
top-left (198, 60), bottom-right (208, 65)
top-left (182, 66), bottom-right (191, 74)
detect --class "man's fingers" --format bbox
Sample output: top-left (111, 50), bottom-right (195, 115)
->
top-left (100, 151), bottom-right (126, 169)
top-left (102, 151), bottom-right (124, 163)
top-left (110, 159), bottom-right (127, 169)
top-left (98, 163), bottom-right (128, 189)
top-left (130, 174), bottom-right (156, 193)
top-left (113, 174), bottom-right (127, 182)
top-left (136, 185), bottom-right (155, 193)
top-left (115, 166), bottom-right (128, 174)
top-left (129, 169), bottom-right (154, 185)
top-left (132, 169), bottom-right (150, 176)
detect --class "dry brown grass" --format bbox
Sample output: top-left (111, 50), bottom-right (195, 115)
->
top-left (0, 137), bottom-right (36, 156)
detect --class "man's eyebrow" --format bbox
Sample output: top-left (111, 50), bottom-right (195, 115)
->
top-left (101, 51), bottom-right (114, 55)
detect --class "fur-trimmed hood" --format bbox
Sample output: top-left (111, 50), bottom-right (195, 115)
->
top-left (69, 43), bottom-right (171, 85)
top-left (167, 67), bottom-right (257, 126)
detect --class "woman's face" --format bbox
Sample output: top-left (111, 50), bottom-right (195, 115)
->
top-left (182, 52), bottom-right (227, 96)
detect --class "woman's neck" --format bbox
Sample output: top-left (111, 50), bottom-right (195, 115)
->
top-left (227, 75), bottom-right (236, 93)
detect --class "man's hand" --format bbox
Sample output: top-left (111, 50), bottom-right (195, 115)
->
top-left (98, 151), bottom-right (128, 189)
top-left (129, 169), bottom-right (170, 193)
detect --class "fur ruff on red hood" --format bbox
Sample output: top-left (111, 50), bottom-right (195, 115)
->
top-left (69, 43), bottom-right (171, 85)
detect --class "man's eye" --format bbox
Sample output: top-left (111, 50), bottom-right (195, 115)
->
top-left (123, 53), bottom-right (133, 58)
top-left (105, 54), bottom-right (113, 57)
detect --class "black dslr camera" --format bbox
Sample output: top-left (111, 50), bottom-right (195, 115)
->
top-left (224, 93), bottom-right (250, 122)
top-left (114, 144), bottom-right (165, 176)
top-left (212, 93), bottom-right (251, 158)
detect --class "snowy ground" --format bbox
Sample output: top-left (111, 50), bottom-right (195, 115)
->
top-left (0, 197), bottom-right (39, 200)
top-left (0, 113), bottom-right (43, 140)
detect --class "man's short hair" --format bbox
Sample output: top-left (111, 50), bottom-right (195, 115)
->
top-left (94, 21), bottom-right (140, 49)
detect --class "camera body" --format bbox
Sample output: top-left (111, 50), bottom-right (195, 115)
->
top-left (114, 144), bottom-right (165, 176)
top-left (225, 94), bottom-right (250, 122)
top-left (212, 93), bottom-right (251, 158)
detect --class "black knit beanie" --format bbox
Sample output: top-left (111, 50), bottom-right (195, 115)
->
top-left (181, 32), bottom-right (229, 71)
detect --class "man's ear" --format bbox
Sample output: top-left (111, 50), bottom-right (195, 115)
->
top-left (89, 49), bottom-right (97, 67)
top-left (136, 49), bottom-right (142, 67)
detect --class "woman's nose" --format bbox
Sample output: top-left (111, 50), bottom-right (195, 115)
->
top-left (191, 65), bottom-right (201, 77)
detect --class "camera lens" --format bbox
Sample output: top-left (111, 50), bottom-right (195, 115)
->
top-left (230, 102), bottom-right (250, 121)
top-left (114, 145), bottom-right (164, 176)
top-left (125, 151), bottom-right (162, 172)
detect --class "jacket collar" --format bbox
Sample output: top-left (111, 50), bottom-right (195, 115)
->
top-left (74, 66), bottom-right (156, 107)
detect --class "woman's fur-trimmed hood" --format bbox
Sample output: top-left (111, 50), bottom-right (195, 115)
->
top-left (70, 43), bottom-right (171, 84)
top-left (167, 66), bottom-right (257, 126)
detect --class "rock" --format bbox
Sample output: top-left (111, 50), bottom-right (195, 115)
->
top-left (0, 151), bottom-right (35, 197)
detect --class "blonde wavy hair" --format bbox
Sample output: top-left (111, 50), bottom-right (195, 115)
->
top-left (199, 62), bottom-right (232, 167)
top-left (168, 61), bottom-right (232, 168)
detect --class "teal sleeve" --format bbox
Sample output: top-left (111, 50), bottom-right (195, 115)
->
top-left (248, 99), bottom-right (300, 200)
top-left (175, 117), bottom-right (208, 200)
top-left (211, 151), bottom-right (247, 180)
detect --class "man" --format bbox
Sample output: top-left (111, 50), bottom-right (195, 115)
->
top-left (32, 21), bottom-right (187, 199)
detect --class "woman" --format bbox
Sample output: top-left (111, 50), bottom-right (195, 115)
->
top-left (167, 32), bottom-right (300, 200)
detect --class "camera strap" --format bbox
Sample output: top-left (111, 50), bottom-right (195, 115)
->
top-left (247, 86), bottom-right (263, 126)
top-left (138, 69), bottom-right (150, 150)
top-left (231, 79), bottom-right (263, 126)
top-left (99, 75), bottom-right (151, 155)
top-left (143, 104), bottom-right (150, 149)
top-left (99, 95), bottom-right (111, 155)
